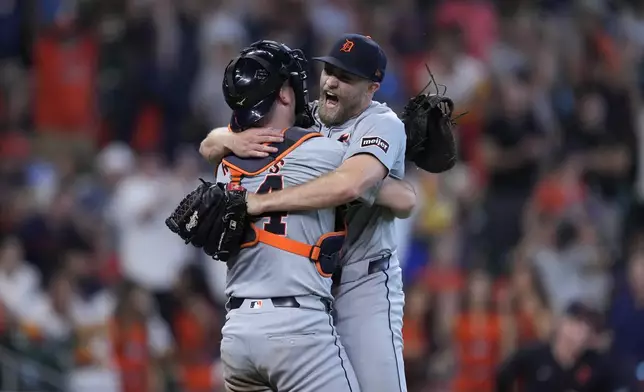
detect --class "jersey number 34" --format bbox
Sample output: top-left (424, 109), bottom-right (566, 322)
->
top-left (257, 175), bottom-right (288, 235)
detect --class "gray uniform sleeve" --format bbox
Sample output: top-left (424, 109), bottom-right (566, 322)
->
top-left (343, 112), bottom-right (406, 179)
top-left (356, 179), bottom-right (383, 205)
top-left (343, 112), bottom-right (406, 205)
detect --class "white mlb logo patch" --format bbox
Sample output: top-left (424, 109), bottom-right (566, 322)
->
top-left (250, 300), bottom-right (263, 309)
top-left (360, 136), bottom-right (389, 153)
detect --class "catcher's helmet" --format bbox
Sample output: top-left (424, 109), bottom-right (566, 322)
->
top-left (223, 40), bottom-right (314, 130)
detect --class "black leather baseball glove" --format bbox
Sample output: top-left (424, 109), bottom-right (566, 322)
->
top-left (165, 179), bottom-right (248, 261)
top-left (400, 67), bottom-right (459, 173)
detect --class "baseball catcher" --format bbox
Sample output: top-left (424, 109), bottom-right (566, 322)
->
top-left (165, 179), bottom-right (248, 261)
top-left (400, 65), bottom-right (460, 173)
top-left (168, 40), bottom-right (363, 392)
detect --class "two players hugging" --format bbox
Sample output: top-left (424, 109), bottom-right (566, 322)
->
top-left (165, 68), bottom-right (460, 262)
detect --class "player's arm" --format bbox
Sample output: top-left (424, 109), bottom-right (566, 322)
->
top-left (199, 126), bottom-right (285, 165)
top-left (249, 154), bottom-right (385, 214)
top-left (374, 177), bottom-right (416, 218)
top-left (247, 114), bottom-right (407, 215)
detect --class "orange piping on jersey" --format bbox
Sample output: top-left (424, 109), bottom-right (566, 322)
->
top-left (216, 166), bottom-right (243, 185)
top-left (241, 224), bottom-right (345, 278)
top-left (222, 130), bottom-right (321, 176)
top-left (228, 167), bottom-right (243, 185)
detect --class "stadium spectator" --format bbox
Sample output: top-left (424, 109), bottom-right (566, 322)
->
top-left (496, 301), bottom-right (615, 392)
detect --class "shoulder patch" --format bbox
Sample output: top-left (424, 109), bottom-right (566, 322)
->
top-left (338, 133), bottom-right (351, 143)
top-left (360, 136), bottom-right (389, 153)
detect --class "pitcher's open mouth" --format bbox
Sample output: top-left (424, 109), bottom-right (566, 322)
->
top-left (324, 92), bottom-right (338, 106)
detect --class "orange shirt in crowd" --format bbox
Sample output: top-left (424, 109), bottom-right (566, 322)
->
top-left (435, 0), bottom-right (498, 60)
top-left (402, 316), bottom-right (428, 359)
top-left (533, 176), bottom-right (586, 217)
top-left (33, 31), bottom-right (98, 133)
top-left (110, 319), bottom-right (150, 392)
top-left (515, 310), bottom-right (539, 346)
top-left (174, 308), bottom-right (215, 392)
top-left (452, 312), bottom-right (502, 392)
top-left (423, 266), bottom-right (464, 294)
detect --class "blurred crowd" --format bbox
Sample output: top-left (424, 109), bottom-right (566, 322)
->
top-left (2, 0), bottom-right (644, 391)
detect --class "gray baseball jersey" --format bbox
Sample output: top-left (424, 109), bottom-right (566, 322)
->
top-left (312, 100), bottom-right (409, 392)
top-left (217, 128), bottom-right (346, 300)
top-left (312, 100), bottom-right (406, 267)
top-left (216, 127), bottom-right (361, 392)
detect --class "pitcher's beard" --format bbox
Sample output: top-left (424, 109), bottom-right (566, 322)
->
top-left (319, 98), bottom-right (355, 126)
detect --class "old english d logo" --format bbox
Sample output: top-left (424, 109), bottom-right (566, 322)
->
top-left (340, 39), bottom-right (354, 53)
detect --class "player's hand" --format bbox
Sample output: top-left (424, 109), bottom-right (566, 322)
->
top-left (245, 193), bottom-right (263, 215)
top-left (229, 127), bottom-right (285, 158)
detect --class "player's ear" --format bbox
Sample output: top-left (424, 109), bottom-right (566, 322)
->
top-left (368, 82), bottom-right (380, 95)
top-left (278, 84), bottom-right (294, 106)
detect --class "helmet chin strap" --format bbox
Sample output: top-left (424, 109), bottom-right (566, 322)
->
top-left (290, 71), bottom-right (314, 129)
top-left (288, 50), bottom-right (314, 129)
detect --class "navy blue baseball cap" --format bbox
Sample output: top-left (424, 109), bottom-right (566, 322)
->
top-left (313, 34), bottom-right (387, 83)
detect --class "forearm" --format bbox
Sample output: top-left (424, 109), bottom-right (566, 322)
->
top-left (248, 154), bottom-right (388, 215)
top-left (253, 171), bottom-right (360, 213)
top-left (375, 177), bottom-right (417, 218)
top-left (199, 127), bottom-right (231, 166)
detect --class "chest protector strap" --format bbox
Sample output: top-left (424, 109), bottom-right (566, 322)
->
top-left (222, 127), bottom-right (347, 277)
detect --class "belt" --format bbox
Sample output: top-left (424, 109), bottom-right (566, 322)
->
top-left (332, 255), bottom-right (390, 286)
top-left (368, 256), bottom-right (391, 275)
top-left (227, 296), bottom-right (332, 312)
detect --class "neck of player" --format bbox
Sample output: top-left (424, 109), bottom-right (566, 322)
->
top-left (266, 106), bottom-right (295, 131)
top-left (354, 97), bottom-right (372, 119)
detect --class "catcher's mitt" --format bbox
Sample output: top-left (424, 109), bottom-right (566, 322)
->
top-left (400, 66), bottom-right (459, 173)
top-left (165, 179), bottom-right (248, 261)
